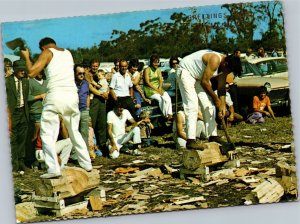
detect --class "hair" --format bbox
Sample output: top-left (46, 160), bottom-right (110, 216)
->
top-left (39, 37), bottom-right (56, 49)
top-left (4, 58), bottom-right (12, 66)
top-left (258, 86), bottom-right (267, 95)
top-left (128, 58), bottom-right (139, 69)
top-left (74, 64), bottom-right (84, 73)
top-left (114, 58), bottom-right (121, 65)
top-left (114, 99), bottom-right (124, 109)
top-left (225, 54), bottom-right (242, 77)
top-left (169, 56), bottom-right (179, 67)
top-left (139, 111), bottom-right (150, 119)
top-left (90, 58), bottom-right (100, 66)
top-left (150, 54), bottom-right (160, 65)
top-left (137, 62), bottom-right (145, 72)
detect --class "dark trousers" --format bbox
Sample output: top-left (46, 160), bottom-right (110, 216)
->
top-left (90, 97), bottom-right (107, 146)
top-left (229, 84), bottom-right (239, 113)
top-left (10, 107), bottom-right (28, 171)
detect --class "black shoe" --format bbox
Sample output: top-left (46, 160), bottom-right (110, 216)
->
top-left (208, 136), bottom-right (226, 145)
top-left (186, 140), bottom-right (206, 150)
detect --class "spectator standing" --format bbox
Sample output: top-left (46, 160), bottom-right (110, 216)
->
top-left (166, 56), bottom-right (179, 97)
top-left (74, 64), bottom-right (90, 149)
top-left (21, 37), bottom-right (92, 178)
top-left (6, 60), bottom-right (29, 172)
top-left (109, 59), bottom-right (136, 119)
top-left (245, 48), bottom-right (257, 60)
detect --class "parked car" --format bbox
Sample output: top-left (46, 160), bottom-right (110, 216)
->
top-left (235, 58), bottom-right (290, 115)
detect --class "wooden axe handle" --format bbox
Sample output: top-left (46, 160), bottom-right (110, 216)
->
top-left (221, 118), bottom-right (232, 143)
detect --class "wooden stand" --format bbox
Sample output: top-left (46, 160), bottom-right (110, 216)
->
top-left (32, 167), bottom-right (100, 216)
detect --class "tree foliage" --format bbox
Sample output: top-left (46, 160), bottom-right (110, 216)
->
top-left (68, 1), bottom-right (286, 62)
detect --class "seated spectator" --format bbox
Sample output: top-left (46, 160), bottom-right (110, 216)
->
top-left (88, 116), bottom-right (102, 161)
top-left (165, 56), bottom-right (179, 97)
top-left (247, 86), bottom-right (275, 124)
top-left (143, 54), bottom-right (173, 125)
top-left (138, 111), bottom-right (157, 147)
top-left (35, 116), bottom-right (73, 169)
top-left (107, 100), bottom-right (143, 159)
top-left (215, 83), bottom-right (243, 128)
top-left (173, 110), bottom-right (205, 149)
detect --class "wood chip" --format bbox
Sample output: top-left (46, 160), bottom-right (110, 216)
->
top-left (173, 196), bottom-right (205, 205)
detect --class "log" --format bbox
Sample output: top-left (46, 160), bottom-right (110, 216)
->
top-left (33, 167), bottom-right (100, 198)
top-left (182, 142), bottom-right (228, 170)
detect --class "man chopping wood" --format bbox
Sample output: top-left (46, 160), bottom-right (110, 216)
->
top-left (176, 49), bottom-right (241, 150)
top-left (21, 37), bottom-right (92, 178)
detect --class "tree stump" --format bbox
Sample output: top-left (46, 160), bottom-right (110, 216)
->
top-left (182, 142), bottom-right (228, 170)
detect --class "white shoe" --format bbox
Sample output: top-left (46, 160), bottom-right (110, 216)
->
top-left (132, 149), bottom-right (143, 156)
top-left (40, 172), bottom-right (61, 179)
top-left (81, 165), bottom-right (93, 172)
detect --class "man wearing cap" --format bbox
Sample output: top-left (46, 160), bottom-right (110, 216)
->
top-left (21, 37), bottom-right (92, 178)
top-left (176, 50), bottom-right (241, 150)
top-left (5, 60), bottom-right (29, 172)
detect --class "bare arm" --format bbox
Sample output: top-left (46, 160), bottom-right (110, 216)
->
top-left (267, 105), bottom-right (276, 119)
top-left (21, 48), bottom-right (52, 78)
top-left (107, 123), bottom-right (117, 151)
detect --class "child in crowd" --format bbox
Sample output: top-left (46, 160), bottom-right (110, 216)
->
top-left (138, 111), bottom-right (157, 147)
top-left (247, 86), bottom-right (275, 124)
top-left (97, 69), bottom-right (109, 95)
top-left (88, 116), bottom-right (102, 160)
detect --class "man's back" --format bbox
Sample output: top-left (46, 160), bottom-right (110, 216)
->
top-left (44, 48), bottom-right (76, 92)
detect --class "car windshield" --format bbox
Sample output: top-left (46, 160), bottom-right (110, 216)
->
top-left (240, 61), bottom-right (263, 77)
top-left (255, 58), bottom-right (288, 76)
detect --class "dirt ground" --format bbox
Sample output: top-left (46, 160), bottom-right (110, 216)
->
top-left (13, 114), bottom-right (298, 222)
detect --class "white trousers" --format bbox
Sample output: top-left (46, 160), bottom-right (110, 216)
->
top-left (177, 69), bottom-right (218, 139)
top-left (149, 92), bottom-right (173, 117)
top-left (174, 120), bottom-right (205, 148)
top-left (41, 91), bottom-right (92, 174)
top-left (108, 126), bottom-right (141, 151)
top-left (55, 138), bottom-right (72, 167)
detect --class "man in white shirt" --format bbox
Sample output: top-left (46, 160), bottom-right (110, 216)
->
top-left (107, 100), bottom-right (143, 159)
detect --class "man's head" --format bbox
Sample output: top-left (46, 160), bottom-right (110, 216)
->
top-left (119, 59), bottom-right (128, 76)
top-left (39, 37), bottom-right (56, 51)
top-left (169, 56), bottom-right (179, 69)
top-left (90, 59), bottom-right (100, 74)
top-left (222, 54), bottom-right (242, 77)
top-left (113, 58), bottom-right (120, 72)
top-left (128, 58), bottom-right (139, 74)
top-left (74, 64), bottom-right (85, 82)
top-left (13, 60), bottom-right (27, 79)
top-left (246, 48), bottom-right (253, 56)
top-left (114, 99), bottom-right (124, 116)
top-left (258, 86), bottom-right (267, 100)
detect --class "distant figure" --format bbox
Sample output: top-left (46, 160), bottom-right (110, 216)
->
top-left (138, 111), bottom-right (156, 147)
top-left (245, 48), bottom-right (257, 60)
top-left (257, 47), bottom-right (268, 58)
top-left (166, 56), bottom-right (179, 97)
top-left (111, 58), bottom-right (120, 74)
top-left (247, 86), bottom-right (275, 124)
top-left (4, 57), bottom-right (13, 78)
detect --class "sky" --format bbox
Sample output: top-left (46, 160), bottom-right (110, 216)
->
top-left (1, 3), bottom-right (268, 55)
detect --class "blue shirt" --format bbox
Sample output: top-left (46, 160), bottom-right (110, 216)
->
top-left (76, 80), bottom-right (89, 111)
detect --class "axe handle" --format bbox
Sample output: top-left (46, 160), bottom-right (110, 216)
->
top-left (221, 118), bottom-right (232, 144)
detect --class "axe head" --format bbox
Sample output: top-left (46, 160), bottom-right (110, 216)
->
top-left (6, 38), bottom-right (26, 50)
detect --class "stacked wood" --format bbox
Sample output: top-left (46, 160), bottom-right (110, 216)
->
top-left (252, 178), bottom-right (284, 203)
top-left (182, 142), bottom-right (228, 170)
top-left (33, 167), bottom-right (100, 198)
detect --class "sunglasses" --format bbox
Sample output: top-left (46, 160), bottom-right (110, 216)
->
top-left (77, 72), bottom-right (85, 75)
